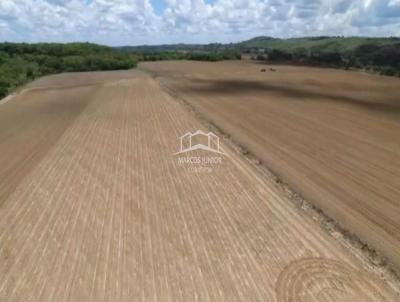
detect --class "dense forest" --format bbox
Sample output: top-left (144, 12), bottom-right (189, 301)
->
top-left (0, 43), bottom-right (138, 98)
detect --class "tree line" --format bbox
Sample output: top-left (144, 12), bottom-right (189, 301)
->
top-left (138, 50), bottom-right (241, 62)
top-left (250, 43), bottom-right (400, 77)
top-left (0, 42), bottom-right (242, 99)
top-left (0, 42), bottom-right (138, 98)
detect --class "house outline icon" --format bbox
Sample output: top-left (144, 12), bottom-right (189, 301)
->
top-left (176, 130), bottom-right (225, 155)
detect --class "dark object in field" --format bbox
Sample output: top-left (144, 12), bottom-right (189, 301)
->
top-left (260, 69), bottom-right (266, 72)
top-left (270, 68), bottom-right (277, 72)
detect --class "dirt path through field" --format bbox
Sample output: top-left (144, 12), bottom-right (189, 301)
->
top-left (0, 70), bottom-right (398, 301)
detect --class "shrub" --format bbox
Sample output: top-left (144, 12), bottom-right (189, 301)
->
top-left (0, 81), bottom-right (9, 98)
top-left (268, 49), bottom-right (292, 61)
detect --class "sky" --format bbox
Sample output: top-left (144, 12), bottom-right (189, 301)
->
top-left (0, 0), bottom-right (399, 46)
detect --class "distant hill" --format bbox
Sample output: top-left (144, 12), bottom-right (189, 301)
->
top-left (237, 36), bottom-right (400, 53)
top-left (116, 36), bottom-right (400, 54)
top-left (237, 36), bottom-right (400, 77)
top-left (116, 43), bottom-right (230, 53)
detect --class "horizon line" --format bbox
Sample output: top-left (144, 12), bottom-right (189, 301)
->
top-left (1, 35), bottom-right (399, 48)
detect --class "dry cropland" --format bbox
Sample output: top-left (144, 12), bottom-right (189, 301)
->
top-left (0, 61), bottom-right (399, 301)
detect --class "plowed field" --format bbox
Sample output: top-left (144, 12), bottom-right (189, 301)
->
top-left (142, 60), bottom-right (400, 271)
top-left (0, 69), bottom-right (398, 301)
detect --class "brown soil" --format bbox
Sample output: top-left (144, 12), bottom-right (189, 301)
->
top-left (0, 68), bottom-right (398, 301)
top-left (142, 60), bottom-right (400, 271)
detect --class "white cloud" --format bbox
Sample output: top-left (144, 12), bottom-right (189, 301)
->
top-left (0, 0), bottom-right (399, 45)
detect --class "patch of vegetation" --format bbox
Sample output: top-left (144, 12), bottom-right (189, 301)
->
top-left (187, 50), bottom-right (241, 61)
top-left (238, 36), bottom-right (400, 53)
top-left (133, 50), bottom-right (241, 62)
top-left (241, 37), bottom-right (400, 76)
top-left (139, 51), bottom-right (188, 61)
top-left (0, 42), bottom-right (138, 98)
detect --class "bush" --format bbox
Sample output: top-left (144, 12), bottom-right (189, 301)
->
top-left (187, 52), bottom-right (224, 61)
top-left (0, 81), bottom-right (9, 98)
top-left (380, 67), bottom-right (396, 76)
top-left (137, 50), bottom-right (240, 62)
top-left (267, 49), bottom-right (292, 61)
top-left (309, 52), bottom-right (343, 66)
